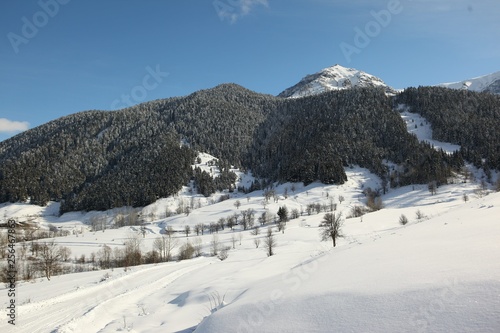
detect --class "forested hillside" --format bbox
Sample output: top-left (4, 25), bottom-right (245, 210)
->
top-left (0, 84), bottom-right (274, 212)
top-left (0, 85), bottom-right (470, 213)
top-left (249, 87), bottom-right (461, 187)
top-left (396, 87), bottom-right (500, 175)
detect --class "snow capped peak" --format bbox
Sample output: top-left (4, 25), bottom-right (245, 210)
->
top-left (438, 71), bottom-right (500, 94)
top-left (278, 64), bottom-right (397, 98)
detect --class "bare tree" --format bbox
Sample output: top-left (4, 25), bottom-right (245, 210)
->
top-left (193, 237), bottom-right (203, 257)
top-left (184, 225), bottom-right (191, 237)
top-left (210, 234), bottom-right (220, 256)
top-left (258, 211), bottom-right (269, 226)
top-left (153, 233), bottom-right (178, 262)
top-left (250, 226), bottom-right (260, 236)
top-left (320, 213), bottom-right (343, 247)
top-left (263, 227), bottom-right (276, 257)
top-left (338, 195), bottom-right (345, 205)
top-left (234, 200), bottom-right (241, 210)
top-left (58, 246), bottom-right (72, 262)
top-left (178, 241), bottom-right (194, 260)
top-left (97, 244), bottom-right (112, 268)
top-left (241, 209), bottom-right (255, 230)
top-left (231, 234), bottom-right (237, 249)
top-left (217, 217), bottom-right (226, 231)
top-left (290, 208), bottom-right (300, 220)
top-left (37, 241), bottom-right (62, 280)
top-left (194, 223), bottom-right (202, 236)
top-left (226, 216), bottom-right (235, 230)
top-left (253, 238), bottom-right (261, 248)
top-left (124, 232), bottom-right (143, 267)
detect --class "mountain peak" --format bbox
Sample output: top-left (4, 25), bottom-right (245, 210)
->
top-left (438, 71), bottom-right (500, 94)
top-left (278, 65), bottom-right (397, 98)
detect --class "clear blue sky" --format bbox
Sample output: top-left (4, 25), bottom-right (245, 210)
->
top-left (1, 0), bottom-right (499, 141)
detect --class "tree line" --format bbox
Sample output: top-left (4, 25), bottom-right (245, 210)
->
top-left (0, 84), bottom-right (481, 213)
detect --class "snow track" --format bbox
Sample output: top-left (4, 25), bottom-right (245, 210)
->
top-left (16, 259), bottom-right (212, 333)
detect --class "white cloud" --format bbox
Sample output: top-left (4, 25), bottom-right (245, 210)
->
top-left (215, 0), bottom-right (269, 24)
top-left (0, 118), bottom-right (30, 133)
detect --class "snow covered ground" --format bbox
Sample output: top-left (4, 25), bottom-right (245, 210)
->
top-left (400, 110), bottom-right (461, 154)
top-left (1, 164), bottom-right (499, 332)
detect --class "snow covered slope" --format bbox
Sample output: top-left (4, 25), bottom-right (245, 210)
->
top-left (1, 166), bottom-right (499, 333)
top-left (278, 64), bottom-right (398, 98)
top-left (196, 192), bottom-right (500, 333)
top-left (439, 71), bottom-right (500, 94)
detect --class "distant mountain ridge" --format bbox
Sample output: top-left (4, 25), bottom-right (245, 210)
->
top-left (438, 71), bottom-right (500, 94)
top-left (2, 65), bottom-right (500, 214)
top-left (278, 64), bottom-right (398, 98)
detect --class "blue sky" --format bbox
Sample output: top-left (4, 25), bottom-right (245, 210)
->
top-left (1, 0), bottom-right (499, 141)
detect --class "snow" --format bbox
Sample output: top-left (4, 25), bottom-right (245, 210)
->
top-left (1, 161), bottom-right (499, 332)
top-left (279, 65), bottom-right (397, 98)
top-left (399, 107), bottom-right (461, 154)
top-left (438, 71), bottom-right (500, 93)
top-left (195, 192), bottom-right (500, 333)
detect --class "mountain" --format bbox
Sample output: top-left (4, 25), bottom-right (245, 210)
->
top-left (438, 71), bottom-right (500, 94)
top-left (0, 84), bottom-right (461, 213)
top-left (278, 64), bottom-right (398, 98)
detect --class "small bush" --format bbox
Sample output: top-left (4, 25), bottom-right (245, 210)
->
top-left (367, 196), bottom-right (383, 211)
top-left (250, 227), bottom-right (260, 235)
top-left (415, 209), bottom-right (426, 220)
top-left (178, 242), bottom-right (195, 260)
top-left (348, 205), bottom-right (367, 218)
top-left (217, 246), bottom-right (230, 261)
top-left (399, 214), bottom-right (409, 226)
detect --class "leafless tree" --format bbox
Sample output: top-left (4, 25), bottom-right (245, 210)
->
top-left (217, 217), bottom-right (226, 231)
top-left (320, 213), bottom-right (344, 247)
top-left (124, 232), bottom-right (143, 267)
top-left (290, 208), bottom-right (300, 220)
top-left (37, 241), bottom-right (62, 280)
top-left (193, 237), bottom-right (203, 257)
top-left (58, 246), bottom-right (72, 262)
top-left (234, 200), bottom-right (241, 210)
top-left (178, 241), bottom-right (194, 260)
top-left (194, 223), bottom-right (202, 236)
top-left (231, 234), bottom-right (237, 249)
top-left (226, 216), bottom-right (235, 230)
top-left (253, 238), bottom-right (261, 248)
top-left (263, 227), bottom-right (276, 257)
top-left (153, 233), bottom-right (178, 262)
top-left (97, 244), bottom-right (113, 268)
top-left (210, 234), bottom-right (220, 256)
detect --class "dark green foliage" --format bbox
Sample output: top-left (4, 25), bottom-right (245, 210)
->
top-left (277, 206), bottom-right (289, 222)
top-left (396, 86), bottom-right (500, 170)
top-left (0, 84), bottom-right (465, 213)
top-left (0, 84), bottom-right (269, 212)
top-left (249, 87), bottom-right (458, 186)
